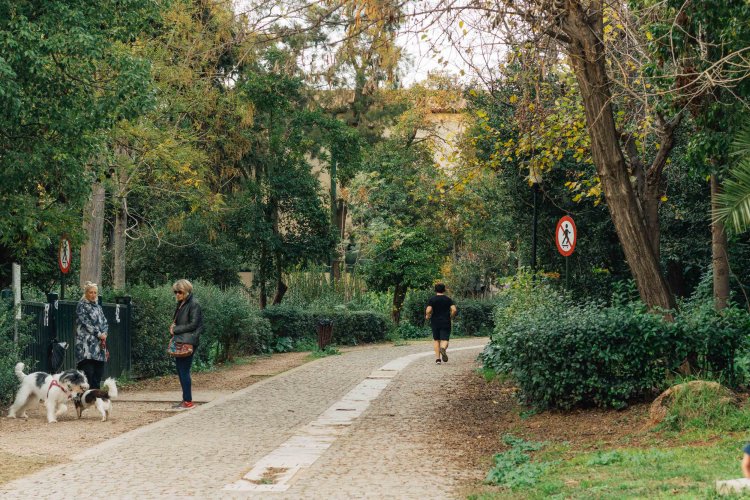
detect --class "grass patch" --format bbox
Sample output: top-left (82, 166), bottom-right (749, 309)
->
top-left (307, 344), bottom-right (341, 359)
top-left (477, 436), bottom-right (747, 499)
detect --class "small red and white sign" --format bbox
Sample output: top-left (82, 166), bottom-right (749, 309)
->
top-left (58, 236), bottom-right (72, 274)
top-left (555, 216), bottom-right (577, 257)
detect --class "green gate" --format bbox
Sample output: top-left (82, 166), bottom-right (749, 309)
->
top-left (20, 294), bottom-right (132, 378)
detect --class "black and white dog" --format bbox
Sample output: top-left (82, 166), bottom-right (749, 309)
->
top-left (7, 362), bottom-right (89, 423)
top-left (74, 377), bottom-right (118, 422)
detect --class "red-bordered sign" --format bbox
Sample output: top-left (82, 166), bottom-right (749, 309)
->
top-left (555, 216), bottom-right (577, 257)
top-left (58, 236), bottom-right (72, 274)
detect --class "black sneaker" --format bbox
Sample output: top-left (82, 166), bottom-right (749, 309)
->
top-left (435, 358), bottom-right (442, 364)
top-left (440, 348), bottom-right (448, 362)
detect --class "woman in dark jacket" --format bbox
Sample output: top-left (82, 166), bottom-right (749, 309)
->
top-left (76, 282), bottom-right (108, 388)
top-left (170, 279), bottom-right (203, 410)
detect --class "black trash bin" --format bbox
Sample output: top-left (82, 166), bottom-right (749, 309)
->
top-left (316, 318), bottom-right (333, 350)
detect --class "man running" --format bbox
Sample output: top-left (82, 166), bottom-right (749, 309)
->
top-left (425, 283), bottom-right (457, 364)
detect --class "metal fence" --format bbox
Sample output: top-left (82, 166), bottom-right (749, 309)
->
top-left (19, 294), bottom-right (132, 378)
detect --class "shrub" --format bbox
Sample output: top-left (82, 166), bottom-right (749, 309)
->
top-left (236, 315), bottom-right (273, 355)
top-left (0, 305), bottom-right (33, 406)
top-left (128, 285), bottom-right (176, 378)
top-left (261, 305), bottom-right (316, 339)
top-left (454, 299), bottom-right (495, 336)
top-left (128, 282), bottom-right (268, 378)
top-left (402, 289), bottom-right (433, 326)
top-left (329, 310), bottom-right (390, 344)
top-left (392, 322), bottom-right (430, 340)
top-left (199, 285), bottom-right (272, 362)
top-left (672, 300), bottom-right (750, 385)
top-left (486, 296), bottom-right (675, 409)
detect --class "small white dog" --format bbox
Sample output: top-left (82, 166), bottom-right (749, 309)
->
top-left (7, 362), bottom-right (89, 423)
top-left (74, 377), bottom-right (118, 421)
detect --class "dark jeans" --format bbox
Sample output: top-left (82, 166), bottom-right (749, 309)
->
top-left (175, 353), bottom-right (194, 402)
top-left (77, 359), bottom-right (105, 389)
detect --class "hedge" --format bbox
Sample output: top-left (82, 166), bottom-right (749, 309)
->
top-left (261, 305), bottom-right (389, 345)
top-left (453, 299), bottom-right (495, 336)
top-left (127, 283), bottom-right (272, 378)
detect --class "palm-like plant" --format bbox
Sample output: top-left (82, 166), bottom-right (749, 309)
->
top-left (715, 122), bottom-right (750, 233)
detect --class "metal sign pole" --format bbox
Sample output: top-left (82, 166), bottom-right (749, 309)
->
top-left (12, 263), bottom-right (21, 342)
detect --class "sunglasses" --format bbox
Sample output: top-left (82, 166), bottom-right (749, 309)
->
top-left (173, 290), bottom-right (184, 295)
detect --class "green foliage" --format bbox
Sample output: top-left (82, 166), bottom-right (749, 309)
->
top-left (329, 310), bottom-right (390, 345)
top-left (454, 299), bottom-right (495, 336)
top-left (283, 269), bottom-right (368, 310)
top-left (261, 305), bottom-right (316, 340)
top-left (0, 305), bottom-right (32, 405)
top-left (392, 322), bottom-right (430, 340)
top-left (484, 282), bottom-right (674, 409)
top-left (197, 285), bottom-right (272, 362)
top-left (483, 274), bottom-right (750, 409)
top-left (360, 227), bottom-right (442, 293)
top-left (260, 305), bottom-right (389, 347)
top-left (228, 69), bottom-right (338, 301)
top-left (0, 0), bottom-right (157, 284)
top-left (127, 216), bottom-right (242, 288)
top-left (127, 282), bottom-right (268, 377)
top-left (127, 285), bottom-right (175, 378)
top-left (485, 435), bottom-right (548, 489)
top-left (309, 344), bottom-right (341, 359)
top-left (402, 289), bottom-right (433, 326)
top-left (717, 120), bottom-right (750, 233)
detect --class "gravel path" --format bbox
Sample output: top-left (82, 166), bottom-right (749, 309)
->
top-left (0, 338), bottom-right (487, 499)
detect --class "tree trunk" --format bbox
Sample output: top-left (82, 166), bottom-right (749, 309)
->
top-left (80, 181), bottom-right (106, 287)
top-left (711, 174), bottom-right (729, 310)
top-left (391, 282), bottom-right (407, 324)
top-left (560, 3), bottom-right (675, 312)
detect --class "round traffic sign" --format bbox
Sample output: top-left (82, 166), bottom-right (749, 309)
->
top-left (555, 216), bottom-right (576, 257)
top-left (58, 236), bottom-right (72, 274)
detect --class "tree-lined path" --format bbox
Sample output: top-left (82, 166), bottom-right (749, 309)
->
top-left (0, 338), bottom-right (487, 499)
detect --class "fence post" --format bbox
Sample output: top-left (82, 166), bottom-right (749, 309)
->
top-left (46, 292), bottom-right (59, 372)
top-left (115, 295), bottom-right (132, 374)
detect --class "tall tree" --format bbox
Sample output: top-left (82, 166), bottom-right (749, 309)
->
top-left (0, 0), bottom-right (155, 287)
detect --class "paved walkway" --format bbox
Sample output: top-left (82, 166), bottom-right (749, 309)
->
top-left (1, 338), bottom-right (487, 499)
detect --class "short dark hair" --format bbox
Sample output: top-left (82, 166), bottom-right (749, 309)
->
top-left (434, 283), bottom-right (446, 293)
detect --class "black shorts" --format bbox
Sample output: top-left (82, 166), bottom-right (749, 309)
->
top-left (432, 325), bottom-right (451, 341)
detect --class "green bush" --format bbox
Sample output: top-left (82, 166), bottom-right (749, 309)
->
top-left (236, 315), bottom-right (273, 355)
top-left (454, 299), bottom-right (495, 336)
top-left (402, 289), bottom-right (433, 326)
top-left (392, 322), bottom-right (430, 339)
top-left (261, 305), bottom-right (316, 339)
top-left (482, 274), bottom-right (750, 410)
top-left (128, 285), bottom-right (176, 378)
top-left (329, 310), bottom-right (390, 344)
top-left (0, 304), bottom-right (34, 406)
top-left (127, 282), bottom-right (268, 378)
top-left (484, 290), bottom-right (676, 409)
top-left (261, 305), bottom-right (389, 347)
top-left (199, 285), bottom-right (273, 362)
top-left (672, 299), bottom-right (750, 385)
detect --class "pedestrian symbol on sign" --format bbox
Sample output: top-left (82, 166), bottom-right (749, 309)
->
top-left (555, 216), bottom-right (576, 257)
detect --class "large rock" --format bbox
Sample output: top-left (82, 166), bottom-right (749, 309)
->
top-left (648, 380), bottom-right (739, 425)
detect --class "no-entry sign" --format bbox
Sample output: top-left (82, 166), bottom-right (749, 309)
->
top-left (58, 236), bottom-right (72, 274)
top-left (555, 216), bottom-right (577, 257)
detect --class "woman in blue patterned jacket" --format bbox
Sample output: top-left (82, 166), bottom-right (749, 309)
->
top-left (75, 282), bottom-right (108, 389)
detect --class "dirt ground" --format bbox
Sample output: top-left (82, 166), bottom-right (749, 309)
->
top-left (0, 346), bottom-right (654, 492)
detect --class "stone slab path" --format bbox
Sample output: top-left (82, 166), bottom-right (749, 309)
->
top-left (0, 338), bottom-right (487, 499)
